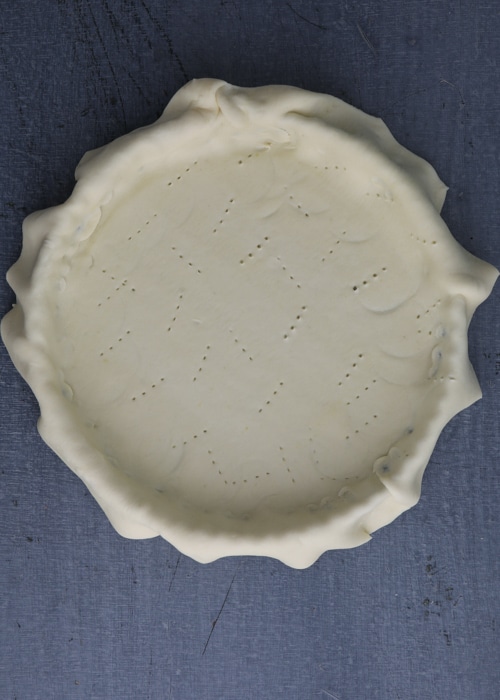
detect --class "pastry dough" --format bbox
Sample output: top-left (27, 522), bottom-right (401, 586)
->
top-left (2, 80), bottom-right (497, 567)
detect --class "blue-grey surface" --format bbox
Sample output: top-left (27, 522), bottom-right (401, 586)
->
top-left (1, 2), bottom-right (499, 699)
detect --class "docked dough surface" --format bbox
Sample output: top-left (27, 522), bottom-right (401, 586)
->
top-left (3, 80), bottom-right (498, 567)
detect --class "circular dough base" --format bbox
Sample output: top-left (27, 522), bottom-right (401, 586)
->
top-left (2, 80), bottom-right (498, 567)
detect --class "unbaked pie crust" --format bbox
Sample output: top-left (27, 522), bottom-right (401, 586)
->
top-left (2, 80), bottom-right (498, 567)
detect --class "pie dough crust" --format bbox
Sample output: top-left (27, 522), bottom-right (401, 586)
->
top-left (2, 80), bottom-right (498, 567)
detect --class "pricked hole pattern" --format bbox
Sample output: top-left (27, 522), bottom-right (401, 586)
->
top-left (192, 345), bottom-right (212, 382)
top-left (321, 164), bottom-right (347, 172)
top-left (212, 197), bottom-right (236, 234)
top-left (228, 329), bottom-right (255, 362)
top-left (236, 151), bottom-right (262, 167)
top-left (240, 235), bottom-right (270, 264)
top-left (167, 292), bottom-right (184, 333)
top-left (96, 270), bottom-right (130, 307)
top-left (170, 245), bottom-right (203, 274)
top-left (309, 437), bottom-right (324, 472)
top-left (320, 247), bottom-right (336, 263)
top-left (288, 194), bottom-right (310, 218)
top-left (258, 381), bottom-right (285, 414)
top-left (170, 428), bottom-right (209, 456)
top-left (130, 371), bottom-right (166, 403)
top-left (415, 298), bottom-right (442, 335)
top-left (341, 412), bottom-right (382, 443)
top-left (334, 352), bottom-right (383, 438)
top-left (276, 255), bottom-right (302, 290)
top-left (352, 266), bottom-right (387, 292)
top-left (279, 445), bottom-right (297, 485)
top-left (282, 305), bottom-right (307, 342)
top-left (337, 353), bottom-right (364, 388)
top-left (221, 444), bottom-right (292, 488)
top-left (98, 326), bottom-right (133, 358)
top-left (308, 436), bottom-right (362, 482)
top-left (126, 212), bottom-right (158, 242)
top-left (410, 232), bottom-right (439, 246)
top-left (327, 230), bottom-right (353, 249)
top-left (316, 163), bottom-right (342, 174)
top-left (165, 160), bottom-right (199, 189)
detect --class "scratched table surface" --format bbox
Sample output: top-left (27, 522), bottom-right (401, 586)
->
top-left (1, 2), bottom-right (499, 699)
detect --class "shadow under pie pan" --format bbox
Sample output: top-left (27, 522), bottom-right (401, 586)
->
top-left (2, 79), bottom-right (498, 568)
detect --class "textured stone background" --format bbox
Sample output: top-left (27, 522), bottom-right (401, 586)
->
top-left (1, 1), bottom-right (499, 698)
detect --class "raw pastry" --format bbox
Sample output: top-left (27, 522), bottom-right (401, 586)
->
top-left (2, 80), bottom-right (497, 567)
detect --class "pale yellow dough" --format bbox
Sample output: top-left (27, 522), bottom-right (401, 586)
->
top-left (2, 79), bottom-right (498, 567)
